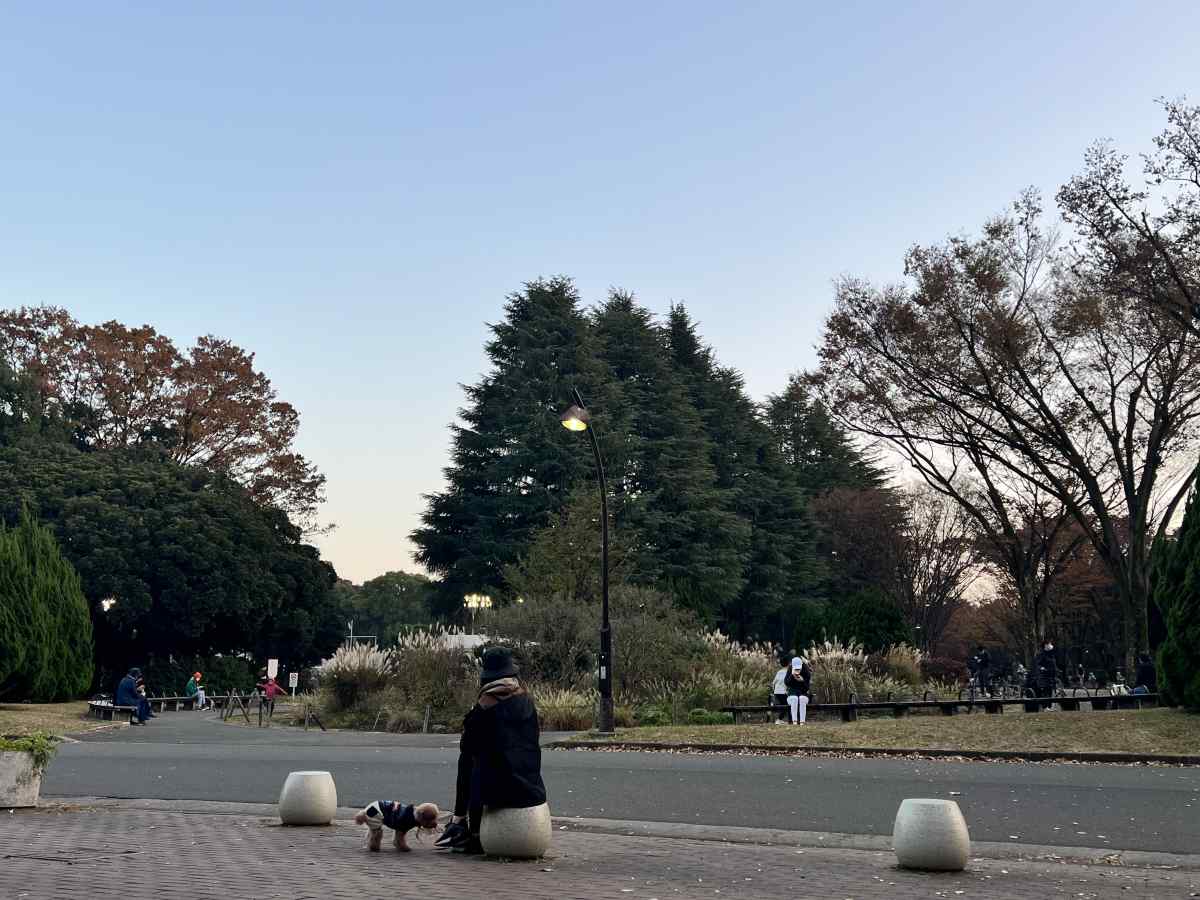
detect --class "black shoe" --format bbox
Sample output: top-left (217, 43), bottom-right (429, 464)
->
top-left (452, 835), bottom-right (483, 855)
top-left (435, 819), bottom-right (467, 849)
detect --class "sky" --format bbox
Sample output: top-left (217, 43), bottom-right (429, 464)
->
top-left (2, 3), bottom-right (1198, 584)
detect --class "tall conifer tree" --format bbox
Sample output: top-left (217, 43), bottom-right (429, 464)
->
top-left (665, 306), bottom-right (817, 640)
top-left (412, 278), bottom-right (605, 613)
top-left (593, 293), bottom-right (747, 618)
top-left (1151, 480), bottom-right (1200, 710)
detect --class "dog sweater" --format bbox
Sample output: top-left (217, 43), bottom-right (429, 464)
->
top-left (362, 800), bottom-right (418, 832)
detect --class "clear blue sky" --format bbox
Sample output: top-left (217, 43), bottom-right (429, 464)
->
top-left (2, 3), bottom-right (1197, 583)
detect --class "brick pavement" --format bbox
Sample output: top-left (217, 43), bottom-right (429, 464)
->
top-left (1, 803), bottom-right (1197, 900)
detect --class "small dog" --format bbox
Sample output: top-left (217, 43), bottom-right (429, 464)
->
top-left (354, 800), bottom-right (440, 852)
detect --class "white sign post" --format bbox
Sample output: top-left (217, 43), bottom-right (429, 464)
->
top-left (288, 671), bottom-right (299, 696)
top-left (267, 658), bottom-right (279, 679)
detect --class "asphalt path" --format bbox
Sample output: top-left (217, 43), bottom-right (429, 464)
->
top-left (43, 713), bottom-right (1200, 854)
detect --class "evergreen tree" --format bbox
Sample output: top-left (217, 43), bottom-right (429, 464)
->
top-left (593, 293), bottom-right (748, 618)
top-left (665, 305), bottom-right (817, 641)
top-left (0, 508), bottom-right (92, 701)
top-left (411, 278), bottom-right (606, 615)
top-left (826, 587), bottom-right (913, 653)
top-left (1151, 483), bottom-right (1200, 710)
top-left (764, 374), bottom-right (886, 493)
top-left (504, 485), bottom-right (634, 603)
top-left (0, 440), bottom-right (341, 681)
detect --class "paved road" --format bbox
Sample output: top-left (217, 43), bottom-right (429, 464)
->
top-left (43, 713), bottom-right (1200, 853)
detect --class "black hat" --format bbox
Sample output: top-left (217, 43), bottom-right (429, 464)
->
top-left (479, 646), bottom-right (518, 684)
top-left (128, 667), bottom-right (142, 678)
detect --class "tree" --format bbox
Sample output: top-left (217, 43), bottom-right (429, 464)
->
top-left (825, 588), bottom-right (913, 654)
top-left (1152, 482), bottom-right (1200, 710)
top-left (0, 308), bottom-right (326, 527)
top-left (411, 278), bottom-right (606, 616)
top-left (889, 486), bottom-right (982, 655)
top-left (346, 571), bottom-right (436, 644)
top-left (665, 306), bottom-right (817, 641)
top-left (816, 192), bottom-right (1200, 667)
top-left (592, 292), bottom-right (748, 617)
top-left (0, 508), bottom-right (92, 701)
top-left (1057, 98), bottom-right (1200, 337)
top-left (504, 485), bottom-right (632, 604)
top-left (764, 374), bottom-right (886, 493)
top-left (0, 440), bottom-right (341, 680)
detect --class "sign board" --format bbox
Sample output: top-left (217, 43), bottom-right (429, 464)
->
top-left (288, 671), bottom-right (299, 689)
top-left (267, 658), bottom-right (279, 679)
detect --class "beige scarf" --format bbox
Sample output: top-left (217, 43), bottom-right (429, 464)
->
top-left (480, 676), bottom-right (520, 697)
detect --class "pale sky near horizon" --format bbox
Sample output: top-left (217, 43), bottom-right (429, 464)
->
top-left (2, 3), bottom-right (1197, 584)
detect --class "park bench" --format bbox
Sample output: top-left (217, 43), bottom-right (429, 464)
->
top-left (722, 689), bottom-right (1158, 724)
top-left (147, 695), bottom-right (198, 712)
top-left (87, 699), bottom-right (138, 722)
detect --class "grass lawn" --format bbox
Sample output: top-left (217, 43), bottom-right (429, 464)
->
top-left (586, 708), bottom-right (1200, 758)
top-left (0, 702), bottom-right (107, 737)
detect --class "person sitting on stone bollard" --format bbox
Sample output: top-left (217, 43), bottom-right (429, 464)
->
top-left (435, 646), bottom-right (547, 855)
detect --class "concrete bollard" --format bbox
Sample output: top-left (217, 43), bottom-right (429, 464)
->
top-left (278, 770), bottom-right (338, 826)
top-left (892, 798), bottom-right (970, 871)
top-left (478, 802), bottom-right (553, 858)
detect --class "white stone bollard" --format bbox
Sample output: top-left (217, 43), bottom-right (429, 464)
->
top-left (278, 770), bottom-right (338, 826)
top-left (892, 798), bottom-right (970, 871)
top-left (0, 751), bottom-right (41, 808)
top-left (478, 802), bottom-right (553, 858)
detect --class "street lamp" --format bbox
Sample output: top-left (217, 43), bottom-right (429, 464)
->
top-left (464, 592), bottom-right (493, 633)
top-left (560, 387), bottom-right (615, 734)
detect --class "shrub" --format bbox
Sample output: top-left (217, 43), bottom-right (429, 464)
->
top-left (922, 677), bottom-right (962, 699)
top-left (318, 643), bottom-right (394, 711)
top-left (686, 708), bottom-right (734, 726)
top-left (880, 644), bottom-right (924, 688)
top-left (635, 704), bottom-right (672, 726)
top-left (920, 656), bottom-right (969, 686)
top-left (825, 589), bottom-right (914, 653)
top-left (391, 626), bottom-right (479, 711)
top-left (0, 731), bottom-right (58, 774)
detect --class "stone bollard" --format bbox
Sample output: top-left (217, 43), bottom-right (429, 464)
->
top-left (478, 802), bottom-right (553, 858)
top-left (278, 770), bottom-right (338, 826)
top-left (892, 798), bottom-right (970, 871)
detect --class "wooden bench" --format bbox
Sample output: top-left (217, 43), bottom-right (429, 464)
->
top-left (722, 690), bottom-right (1159, 724)
top-left (87, 700), bottom-right (138, 722)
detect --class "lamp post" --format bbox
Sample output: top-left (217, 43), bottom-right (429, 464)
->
top-left (560, 388), bottom-right (615, 734)
top-left (464, 592), bottom-right (493, 633)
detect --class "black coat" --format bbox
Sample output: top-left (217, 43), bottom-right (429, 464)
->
top-left (784, 663), bottom-right (811, 698)
top-left (461, 692), bottom-right (547, 810)
top-left (115, 674), bottom-right (140, 707)
top-left (1034, 650), bottom-right (1057, 683)
top-left (1135, 660), bottom-right (1157, 692)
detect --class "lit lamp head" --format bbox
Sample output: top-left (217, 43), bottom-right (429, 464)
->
top-left (560, 404), bottom-right (590, 432)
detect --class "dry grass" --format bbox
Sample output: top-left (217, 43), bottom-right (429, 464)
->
top-left (0, 702), bottom-right (107, 737)
top-left (591, 708), bottom-right (1200, 757)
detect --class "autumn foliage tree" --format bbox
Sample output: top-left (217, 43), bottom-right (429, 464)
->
top-left (816, 190), bottom-right (1200, 667)
top-left (0, 308), bottom-right (325, 527)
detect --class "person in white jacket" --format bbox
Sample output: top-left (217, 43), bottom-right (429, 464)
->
top-left (771, 665), bottom-right (789, 724)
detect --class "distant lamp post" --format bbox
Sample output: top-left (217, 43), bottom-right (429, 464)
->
top-left (559, 387), bottom-right (614, 734)
top-left (464, 593), bottom-right (493, 633)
